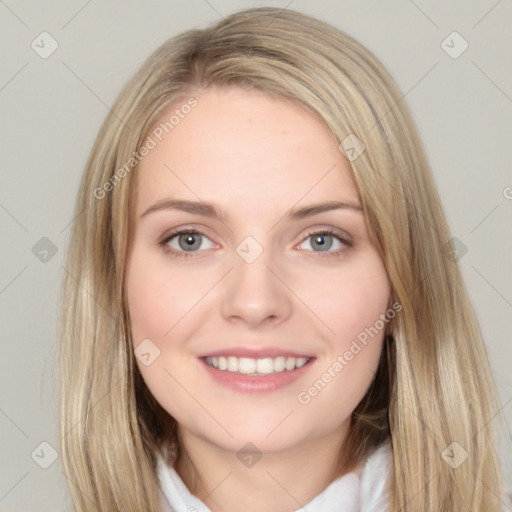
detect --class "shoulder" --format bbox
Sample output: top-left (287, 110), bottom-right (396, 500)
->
top-left (157, 456), bottom-right (210, 512)
top-left (359, 441), bottom-right (392, 512)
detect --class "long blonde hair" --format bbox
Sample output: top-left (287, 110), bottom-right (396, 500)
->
top-left (59, 7), bottom-right (503, 510)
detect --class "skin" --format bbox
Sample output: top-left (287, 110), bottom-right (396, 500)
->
top-left (125, 86), bottom-right (390, 512)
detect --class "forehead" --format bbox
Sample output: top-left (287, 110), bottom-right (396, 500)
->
top-left (135, 86), bottom-right (360, 216)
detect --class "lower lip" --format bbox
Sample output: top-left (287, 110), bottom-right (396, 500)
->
top-left (200, 358), bottom-right (315, 393)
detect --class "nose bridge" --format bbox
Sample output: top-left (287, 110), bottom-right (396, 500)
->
top-left (221, 247), bottom-right (292, 327)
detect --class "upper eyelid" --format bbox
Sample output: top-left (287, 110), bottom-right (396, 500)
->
top-left (160, 225), bottom-right (217, 242)
top-left (300, 226), bottom-right (353, 244)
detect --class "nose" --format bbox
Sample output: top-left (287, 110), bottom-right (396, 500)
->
top-left (220, 252), bottom-right (293, 329)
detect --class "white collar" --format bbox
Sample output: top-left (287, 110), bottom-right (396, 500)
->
top-left (158, 442), bottom-right (391, 512)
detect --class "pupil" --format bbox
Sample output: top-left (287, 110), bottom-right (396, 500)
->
top-left (312, 234), bottom-right (332, 251)
top-left (179, 233), bottom-right (201, 251)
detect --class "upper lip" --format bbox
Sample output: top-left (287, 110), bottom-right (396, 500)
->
top-left (198, 347), bottom-right (314, 359)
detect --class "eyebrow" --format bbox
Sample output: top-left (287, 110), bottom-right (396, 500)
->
top-left (140, 198), bottom-right (363, 220)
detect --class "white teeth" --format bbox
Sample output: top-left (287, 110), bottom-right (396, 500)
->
top-left (285, 357), bottom-right (296, 371)
top-left (256, 358), bottom-right (274, 375)
top-left (238, 357), bottom-right (256, 374)
top-left (227, 356), bottom-right (238, 372)
top-left (296, 357), bottom-right (308, 368)
top-left (273, 356), bottom-right (286, 372)
top-left (205, 355), bottom-right (311, 375)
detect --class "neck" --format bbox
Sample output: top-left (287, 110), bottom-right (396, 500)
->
top-left (175, 425), bottom-right (354, 512)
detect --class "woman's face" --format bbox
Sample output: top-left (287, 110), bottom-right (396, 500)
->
top-left (126, 86), bottom-right (390, 455)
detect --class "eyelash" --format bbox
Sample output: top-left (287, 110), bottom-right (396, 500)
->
top-left (159, 228), bottom-right (208, 259)
top-left (301, 228), bottom-right (352, 258)
top-left (159, 228), bottom-right (352, 259)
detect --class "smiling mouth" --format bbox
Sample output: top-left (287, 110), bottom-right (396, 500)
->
top-left (204, 355), bottom-right (312, 375)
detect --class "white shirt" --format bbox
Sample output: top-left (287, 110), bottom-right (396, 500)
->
top-left (158, 442), bottom-right (391, 511)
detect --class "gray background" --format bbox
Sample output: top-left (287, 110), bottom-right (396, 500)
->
top-left (1, 1), bottom-right (511, 510)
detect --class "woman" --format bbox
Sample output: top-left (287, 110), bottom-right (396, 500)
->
top-left (59, 7), bottom-right (504, 511)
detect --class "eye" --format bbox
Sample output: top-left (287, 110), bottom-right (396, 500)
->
top-left (297, 230), bottom-right (350, 253)
top-left (162, 229), bottom-right (216, 253)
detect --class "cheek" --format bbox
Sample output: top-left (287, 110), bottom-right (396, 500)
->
top-left (127, 264), bottom-right (176, 343)
top-left (125, 252), bottom-right (203, 424)
top-left (299, 252), bottom-right (391, 345)
top-left (126, 251), bottom-right (211, 343)
top-left (294, 252), bottom-right (390, 417)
